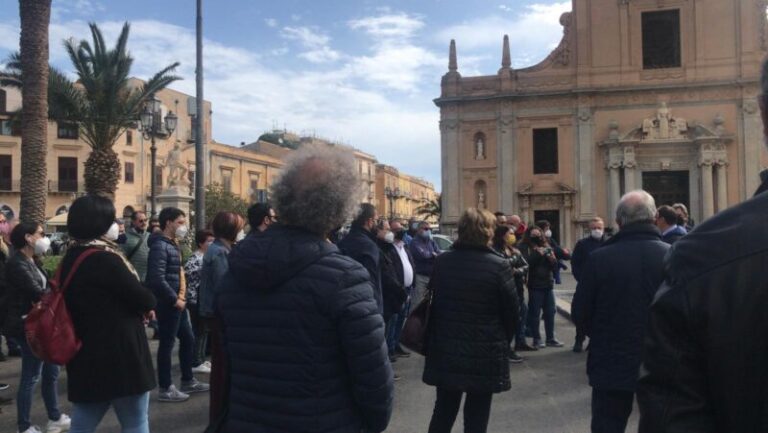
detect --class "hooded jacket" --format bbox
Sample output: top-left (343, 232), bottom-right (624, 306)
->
top-left (217, 225), bottom-right (394, 433)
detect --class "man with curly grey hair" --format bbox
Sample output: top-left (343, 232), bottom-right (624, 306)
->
top-left (637, 58), bottom-right (768, 432)
top-left (215, 145), bottom-right (394, 433)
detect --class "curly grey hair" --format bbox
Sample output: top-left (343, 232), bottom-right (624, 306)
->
top-left (615, 190), bottom-right (657, 227)
top-left (270, 144), bottom-right (361, 237)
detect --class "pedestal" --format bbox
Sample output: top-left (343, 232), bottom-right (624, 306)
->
top-left (157, 186), bottom-right (194, 218)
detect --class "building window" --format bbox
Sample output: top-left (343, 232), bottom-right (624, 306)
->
top-left (221, 169), bottom-right (233, 193)
top-left (126, 130), bottom-right (133, 146)
top-left (124, 161), bottom-right (134, 183)
top-left (0, 155), bottom-right (11, 191)
top-left (58, 157), bottom-right (78, 192)
top-left (57, 122), bottom-right (79, 140)
top-left (0, 120), bottom-right (13, 136)
top-left (0, 89), bottom-right (6, 114)
top-left (642, 10), bottom-right (681, 70)
top-left (533, 128), bottom-right (559, 174)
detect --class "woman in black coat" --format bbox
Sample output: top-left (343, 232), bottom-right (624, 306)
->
top-left (519, 226), bottom-right (563, 348)
top-left (423, 208), bottom-right (518, 433)
top-left (62, 195), bottom-right (156, 433)
top-left (492, 224), bottom-right (531, 362)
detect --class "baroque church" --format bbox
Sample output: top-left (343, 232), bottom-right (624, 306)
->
top-left (436, 0), bottom-right (768, 247)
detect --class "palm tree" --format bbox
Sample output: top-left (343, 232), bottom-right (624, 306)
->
top-left (59, 22), bottom-right (180, 196)
top-left (415, 195), bottom-right (442, 222)
top-left (18, 0), bottom-right (52, 225)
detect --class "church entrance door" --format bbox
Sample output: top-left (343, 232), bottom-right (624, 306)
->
top-left (642, 171), bottom-right (690, 209)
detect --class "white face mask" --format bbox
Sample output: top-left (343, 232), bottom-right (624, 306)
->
top-left (236, 230), bottom-right (246, 242)
top-left (384, 231), bottom-right (395, 244)
top-left (34, 237), bottom-right (51, 256)
top-left (105, 222), bottom-right (120, 241)
top-left (175, 225), bottom-right (188, 240)
top-left (591, 229), bottom-right (604, 240)
top-left (544, 229), bottom-right (553, 238)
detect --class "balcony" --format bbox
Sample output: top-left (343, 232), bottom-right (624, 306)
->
top-left (0, 180), bottom-right (20, 193)
top-left (48, 180), bottom-right (84, 194)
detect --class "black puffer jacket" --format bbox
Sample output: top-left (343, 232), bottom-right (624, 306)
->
top-left (2, 252), bottom-right (47, 338)
top-left (145, 234), bottom-right (182, 307)
top-left (520, 243), bottom-right (555, 289)
top-left (423, 243), bottom-right (518, 393)
top-left (637, 185), bottom-right (768, 433)
top-left (571, 224), bottom-right (668, 391)
top-left (217, 225), bottom-right (394, 433)
top-left (338, 226), bottom-right (383, 314)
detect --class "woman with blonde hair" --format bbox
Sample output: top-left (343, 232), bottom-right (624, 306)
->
top-left (422, 208), bottom-right (518, 433)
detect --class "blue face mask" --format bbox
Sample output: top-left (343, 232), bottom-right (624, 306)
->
top-left (420, 230), bottom-right (432, 240)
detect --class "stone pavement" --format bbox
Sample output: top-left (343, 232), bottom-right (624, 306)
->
top-left (0, 275), bottom-right (640, 433)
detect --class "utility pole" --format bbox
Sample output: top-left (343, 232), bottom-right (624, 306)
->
top-left (194, 0), bottom-right (206, 229)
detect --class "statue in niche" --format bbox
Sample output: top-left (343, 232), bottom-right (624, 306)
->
top-left (477, 189), bottom-right (486, 209)
top-left (475, 136), bottom-right (485, 160)
top-left (642, 102), bottom-right (688, 140)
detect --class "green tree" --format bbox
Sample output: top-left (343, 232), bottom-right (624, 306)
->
top-left (415, 195), bottom-right (442, 222)
top-left (18, 0), bottom-right (52, 225)
top-left (204, 183), bottom-right (249, 227)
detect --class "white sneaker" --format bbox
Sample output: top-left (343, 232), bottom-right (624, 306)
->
top-left (19, 426), bottom-right (43, 433)
top-left (192, 363), bottom-right (211, 374)
top-left (158, 385), bottom-right (190, 403)
top-left (45, 414), bottom-right (70, 433)
top-left (203, 361), bottom-right (211, 368)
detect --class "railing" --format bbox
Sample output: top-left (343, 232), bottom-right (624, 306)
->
top-left (48, 180), bottom-right (84, 193)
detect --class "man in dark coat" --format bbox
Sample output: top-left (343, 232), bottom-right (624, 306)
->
top-left (655, 205), bottom-right (687, 245)
top-left (570, 216), bottom-right (606, 353)
top-left (636, 60), bottom-right (768, 433)
top-left (217, 145), bottom-right (393, 433)
top-left (573, 191), bottom-right (670, 433)
top-left (385, 220), bottom-right (416, 359)
top-left (338, 203), bottom-right (383, 314)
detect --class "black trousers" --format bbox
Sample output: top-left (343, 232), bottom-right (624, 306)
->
top-left (428, 387), bottom-right (493, 433)
top-left (591, 388), bottom-right (634, 433)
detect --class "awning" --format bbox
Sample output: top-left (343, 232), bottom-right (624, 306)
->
top-left (46, 212), bottom-right (68, 227)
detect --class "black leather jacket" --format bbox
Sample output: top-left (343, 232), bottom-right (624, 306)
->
top-left (2, 252), bottom-right (48, 338)
top-left (637, 184), bottom-right (768, 432)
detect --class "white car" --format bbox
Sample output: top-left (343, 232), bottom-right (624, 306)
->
top-left (432, 234), bottom-right (453, 251)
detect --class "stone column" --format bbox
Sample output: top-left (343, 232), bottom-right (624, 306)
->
top-left (577, 107), bottom-right (595, 218)
top-left (716, 162), bottom-right (728, 212)
top-left (563, 195), bottom-right (573, 248)
top-left (623, 146), bottom-right (636, 192)
top-left (700, 162), bottom-right (715, 220)
top-left (440, 114), bottom-right (460, 229)
top-left (498, 111), bottom-right (516, 214)
top-left (742, 99), bottom-right (762, 199)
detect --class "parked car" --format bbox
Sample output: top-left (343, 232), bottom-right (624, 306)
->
top-left (433, 234), bottom-right (453, 251)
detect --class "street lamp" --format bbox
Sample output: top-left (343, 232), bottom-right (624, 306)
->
top-left (140, 96), bottom-right (177, 217)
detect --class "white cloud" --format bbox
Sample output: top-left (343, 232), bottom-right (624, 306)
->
top-left (264, 18), bottom-right (278, 28)
top-left (437, 1), bottom-right (571, 68)
top-left (498, 5), bottom-right (513, 12)
top-left (291, 14), bottom-right (302, 22)
top-left (280, 26), bottom-right (341, 63)
top-left (348, 13), bottom-right (424, 39)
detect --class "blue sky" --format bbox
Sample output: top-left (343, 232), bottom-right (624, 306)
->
top-left (0, 0), bottom-right (571, 189)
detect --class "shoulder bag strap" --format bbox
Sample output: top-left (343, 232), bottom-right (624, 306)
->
top-left (126, 232), bottom-right (147, 261)
top-left (59, 248), bottom-right (101, 292)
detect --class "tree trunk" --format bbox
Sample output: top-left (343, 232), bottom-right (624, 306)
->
top-left (19, 0), bottom-right (52, 225)
top-left (84, 148), bottom-right (121, 197)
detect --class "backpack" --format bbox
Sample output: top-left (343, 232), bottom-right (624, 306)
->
top-left (24, 248), bottom-right (100, 365)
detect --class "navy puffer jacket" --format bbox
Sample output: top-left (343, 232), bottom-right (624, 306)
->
top-left (217, 225), bottom-right (394, 433)
top-left (145, 234), bottom-right (183, 306)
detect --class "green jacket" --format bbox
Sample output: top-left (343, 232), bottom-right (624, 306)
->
top-left (121, 227), bottom-right (150, 282)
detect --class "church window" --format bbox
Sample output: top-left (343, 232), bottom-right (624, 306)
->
top-left (642, 10), bottom-right (681, 70)
top-left (533, 128), bottom-right (558, 174)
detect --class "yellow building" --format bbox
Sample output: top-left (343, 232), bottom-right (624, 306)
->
top-left (375, 163), bottom-right (437, 221)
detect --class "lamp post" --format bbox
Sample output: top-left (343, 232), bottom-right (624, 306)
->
top-left (140, 96), bottom-right (178, 217)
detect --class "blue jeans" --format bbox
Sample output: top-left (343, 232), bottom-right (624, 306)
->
top-left (11, 337), bottom-right (62, 432)
top-left (70, 392), bottom-right (150, 433)
top-left (386, 288), bottom-right (412, 354)
top-left (527, 287), bottom-right (556, 342)
top-left (156, 304), bottom-right (194, 389)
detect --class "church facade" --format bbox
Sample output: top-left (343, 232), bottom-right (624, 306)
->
top-left (436, 0), bottom-right (768, 247)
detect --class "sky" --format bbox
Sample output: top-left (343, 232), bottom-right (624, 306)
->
top-left (0, 0), bottom-right (572, 190)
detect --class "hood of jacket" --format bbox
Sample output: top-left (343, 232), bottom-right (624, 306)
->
top-left (228, 224), bottom-right (338, 292)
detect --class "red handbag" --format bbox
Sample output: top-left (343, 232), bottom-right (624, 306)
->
top-left (25, 248), bottom-right (99, 365)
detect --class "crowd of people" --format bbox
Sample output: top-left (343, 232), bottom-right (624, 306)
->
top-left (1, 62), bottom-right (768, 433)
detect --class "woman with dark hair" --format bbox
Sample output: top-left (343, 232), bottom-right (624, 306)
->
top-left (199, 211), bottom-right (245, 426)
top-left (4, 222), bottom-right (69, 433)
top-left (492, 225), bottom-right (532, 361)
top-left (423, 208), bottom-right (518, 433)
top-left (519, 226), bottom-right (563, 348)
top-left (61, 195), bottom-right (157, 433)
top-left (185, 229), bottom-right (214, 374)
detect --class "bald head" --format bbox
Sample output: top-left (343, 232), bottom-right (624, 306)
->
top-left (509, 215), bottom-right (522, 226)
top-left (616, 190), bottom-right (657, 228)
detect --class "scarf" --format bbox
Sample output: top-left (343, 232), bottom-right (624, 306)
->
top-left (72, 238), bottom-right (141, 281)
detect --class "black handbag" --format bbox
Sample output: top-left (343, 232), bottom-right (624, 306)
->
top-left (400, 266), bottom-right (436, 356)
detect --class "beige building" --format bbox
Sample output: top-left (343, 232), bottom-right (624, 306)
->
top-left (437, 0), bottom-right (768, 245)
top-left (376, 164), bottom-right (437, 221)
